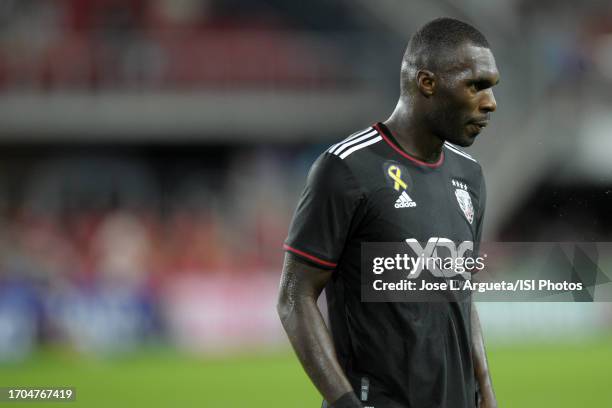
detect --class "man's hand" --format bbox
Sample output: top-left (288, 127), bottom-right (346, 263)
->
top-left (328, 391), bottom-right (363, 408)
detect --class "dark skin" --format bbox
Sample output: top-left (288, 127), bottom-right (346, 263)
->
top-left (277, 253), bottom-right (352, 404)
top-left (472, 300), bottom-right (497, 408)
top-left (386, 42), bottom-right (499, 161)
top-left (278, 41), bottom-right (500, 408)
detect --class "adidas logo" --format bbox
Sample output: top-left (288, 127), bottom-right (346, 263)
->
top-left (394, 191), bottom-right (417, 208)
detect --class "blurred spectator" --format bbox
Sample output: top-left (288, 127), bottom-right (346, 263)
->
top-left (0, 0), bottom-right (363, 90)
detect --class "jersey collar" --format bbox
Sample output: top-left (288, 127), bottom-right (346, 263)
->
top-left (374, 122), bottom-right (445, 168)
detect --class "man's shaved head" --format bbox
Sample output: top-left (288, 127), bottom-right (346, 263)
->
top-left (401, 17), bottom-right (490, 96)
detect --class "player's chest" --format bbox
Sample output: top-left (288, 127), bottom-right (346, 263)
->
top-left (360, 162), bottom-right (478, 243)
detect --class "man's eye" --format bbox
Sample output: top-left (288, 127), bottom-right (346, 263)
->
top-left (470, 81), bottom-right (490, 91)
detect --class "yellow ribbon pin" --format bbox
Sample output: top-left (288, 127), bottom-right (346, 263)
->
top-left (388, 165), bottom-right (407, 191)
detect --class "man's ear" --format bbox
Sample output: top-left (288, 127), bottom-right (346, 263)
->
top-left (416, 69), bottom-right (436, 97)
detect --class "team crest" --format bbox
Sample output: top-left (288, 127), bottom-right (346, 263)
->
top-left (452, 180), bottom-right (473, 224)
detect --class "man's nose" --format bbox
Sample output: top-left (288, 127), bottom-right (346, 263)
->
top-left (480, 89), bottom-right (497, 113)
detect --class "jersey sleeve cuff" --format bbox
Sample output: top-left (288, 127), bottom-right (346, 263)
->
top-left (283, 243), bottom-right (338, 269)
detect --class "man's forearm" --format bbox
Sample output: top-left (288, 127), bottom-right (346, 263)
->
top-left (471, 301), bottom-right (497, 406)
top-left (278, 297), bottom-right (359, 406)
top-left (277, 254), bottom-right (361, 407)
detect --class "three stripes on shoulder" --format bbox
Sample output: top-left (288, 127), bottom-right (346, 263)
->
top-left (327, 127), bottom-right (381, 160)
top-left (443, 142), bottom-right (477, 163)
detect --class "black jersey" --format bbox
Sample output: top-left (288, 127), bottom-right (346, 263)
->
top-left (284, 122), bottom-right (486, 408)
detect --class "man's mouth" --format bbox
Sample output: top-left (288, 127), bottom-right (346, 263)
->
top-left (469, 120), bottom-right (489, 129)
top-left (466, 120), bottom-right (488, 134)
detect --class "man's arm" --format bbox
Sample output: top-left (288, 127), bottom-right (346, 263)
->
top-left (471, 300), bottom-right (497, 408)
top-left (277, 253), bottom-right (362, 408)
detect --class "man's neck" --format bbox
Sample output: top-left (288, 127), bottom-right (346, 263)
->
top-left (383, 101), bottom-right (444, 163)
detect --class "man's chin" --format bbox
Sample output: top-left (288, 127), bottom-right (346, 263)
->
top-left (447, 134), bottom-right (476, 147)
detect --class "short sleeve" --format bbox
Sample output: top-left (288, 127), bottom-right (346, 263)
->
top-left (284, 153), bottom-right (364, 269)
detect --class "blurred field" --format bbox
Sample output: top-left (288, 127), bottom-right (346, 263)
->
top-left (0, 337), bottom-right (611, 408)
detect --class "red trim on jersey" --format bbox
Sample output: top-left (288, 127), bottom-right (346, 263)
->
top-left (374, 123), bottom-right (444, 168)
top-left (283, 244), bottom-right (337, 268)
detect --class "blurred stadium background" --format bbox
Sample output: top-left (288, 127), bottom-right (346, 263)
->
top-left (0, 0), bottom-right (611, 406)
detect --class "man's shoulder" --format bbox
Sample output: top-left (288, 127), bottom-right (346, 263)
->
top-left (303, 126), bottom-right (384, 194)
top-left (443, 142), bottom-right (483, 173)
top-left (324, 126), bottom-right (383, 162)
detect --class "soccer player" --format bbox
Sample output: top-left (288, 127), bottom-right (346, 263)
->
top-left (277, 18), bottom-right (499, 408)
